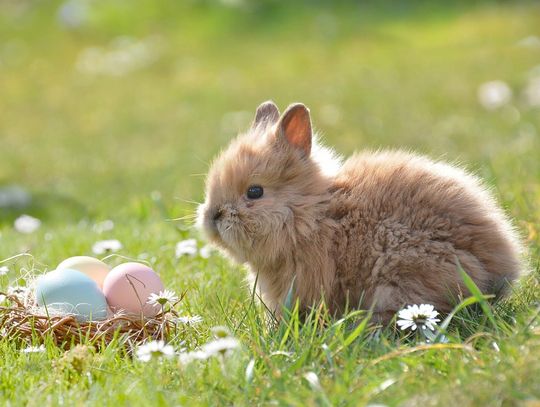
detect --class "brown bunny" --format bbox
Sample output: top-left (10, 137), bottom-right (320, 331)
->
top-left (198, 101), bottom-right (524, 321)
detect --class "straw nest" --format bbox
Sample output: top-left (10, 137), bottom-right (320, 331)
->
top-left (0, 291), bottom-right (182, 348)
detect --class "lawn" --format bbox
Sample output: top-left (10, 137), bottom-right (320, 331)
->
top-left (1, 0), bottom-right (540, 405)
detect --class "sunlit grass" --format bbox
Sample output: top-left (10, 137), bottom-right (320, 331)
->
top-left (1, 0), bottom-right (540, 405)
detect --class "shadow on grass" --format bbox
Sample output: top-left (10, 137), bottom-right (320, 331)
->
top-left (0, 184), bottom-right (89, 226)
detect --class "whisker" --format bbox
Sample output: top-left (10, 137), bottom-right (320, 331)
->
top-left (168, 214), bottom-right (198, 221)
top-left (174, 197), bottom-right (203, 205)
top-left (193, 154), bottom-right (211, 168)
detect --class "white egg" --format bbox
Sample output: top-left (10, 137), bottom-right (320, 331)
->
top-left (56, 256), bottom-right (110, 288)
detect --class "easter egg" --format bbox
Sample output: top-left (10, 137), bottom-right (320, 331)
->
top-left (56, 256), bottom-right (110, 288)
top-left (35, 268), bottom-right (108, 322)
top-left (102, 262), bottom-right (164, 318)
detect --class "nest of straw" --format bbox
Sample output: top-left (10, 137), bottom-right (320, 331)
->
top-left (0, 292), bottom-right (181, 348)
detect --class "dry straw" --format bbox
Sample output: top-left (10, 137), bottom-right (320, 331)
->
top-left (0, 292), bottom-right (183, 349)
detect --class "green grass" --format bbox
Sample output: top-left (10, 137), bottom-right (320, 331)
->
top-left (1, 0), bottom-right (540, 405)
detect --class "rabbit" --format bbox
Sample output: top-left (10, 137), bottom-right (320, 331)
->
top-left (197, 101), bottom-right (524, 322)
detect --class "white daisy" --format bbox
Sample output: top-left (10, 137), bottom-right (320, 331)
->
top-left (0, 266), bottom-right (8, 276)
top-left (14, 214), bottom-right (41, 234)
top-left (219, 0), bottom-right (244, 8)
top-left (517, 36), bottom-right (540, 48)
top-left (477, 80), bottom-right (512, 110)
top-left (178, 350), bottom-right (209, 365)
top-left (303, 371), bottom-right (323, 392)
top-left (92, 239), bottom-right (122, 255)
top-left (175, 239), bottom-right (197, 258)
top-left (147, 290), bottom-right (179, 308)
top-left (201, 337), bottom-right (240, 357)
top-left (136, 340), bottom-right (175, 362)
top-left (174, 315), bottom-right (203, 325)
top-left (92, 219), bottom-right (114, 233)
top-left (199, 244), bottom-right (213, 259)
top-left (211, 325), bottom-right (231, 338)
top-left (57, 0), bottom-right (89, 29)
top-left (22, 345), bottom-right (45, 353)
top-left (524, 76), bottom-right (540, 107)
top-left (397, 304), bottom-right (440, 331)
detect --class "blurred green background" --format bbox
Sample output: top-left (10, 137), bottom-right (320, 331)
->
top-left (1, 0), bottom-right (539, 252)
top-left (1, 3), bottom-right (540, 404)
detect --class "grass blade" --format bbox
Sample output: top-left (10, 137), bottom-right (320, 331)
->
top-left (456, 258), bottom-right (498, 331)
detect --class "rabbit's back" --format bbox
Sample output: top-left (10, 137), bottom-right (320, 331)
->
top-left (327, 150), bottom-right (522, 315)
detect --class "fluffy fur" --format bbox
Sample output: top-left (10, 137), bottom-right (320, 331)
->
top-left (198, 101), bottom-right (524, 320)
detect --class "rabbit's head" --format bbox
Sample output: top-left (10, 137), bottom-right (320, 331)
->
top-left (198, 101), bottom-right (337, 265)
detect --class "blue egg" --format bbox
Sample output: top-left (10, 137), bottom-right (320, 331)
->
top-left (35, 268), bottom-right (108, 322)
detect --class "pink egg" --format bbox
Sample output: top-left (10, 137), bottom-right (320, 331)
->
top-left (102, 262), bottom-right (164, 317)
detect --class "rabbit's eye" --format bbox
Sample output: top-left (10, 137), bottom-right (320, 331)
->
top-left (247, 185), bottom-right (264, 199)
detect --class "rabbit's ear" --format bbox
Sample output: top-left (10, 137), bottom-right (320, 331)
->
top-left (252, 100), bottom-right (280, 129)
top-left (277, 103), bottom-right (312, 156)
